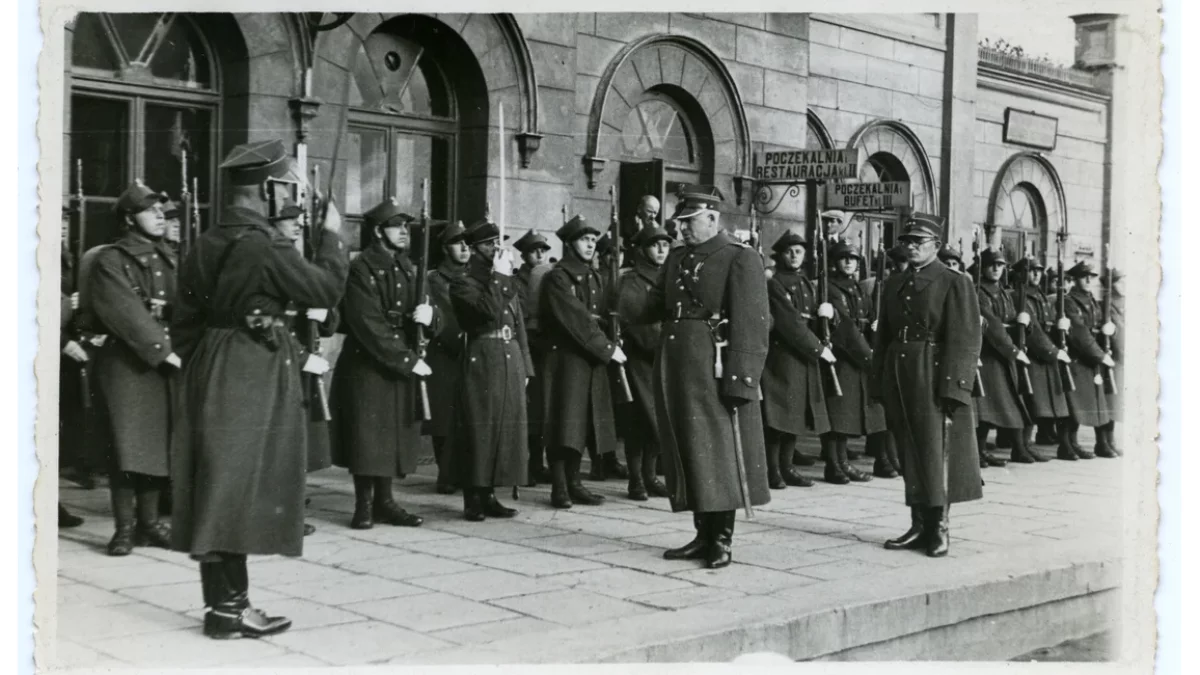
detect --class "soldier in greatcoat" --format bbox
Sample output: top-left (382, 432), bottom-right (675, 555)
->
top-left (1098, 268), bottom-right (1123, 455)
top-left (59, 212), bottom-right (87, 526)
top-left (539, 215), bottom-right (626, 508)
top-left (761, 231), bottom-right (834, 488)
top-left (89, 182), bottom-right (179, 556)
top-left (512, 229), bottom-right (553, 486)
top-left (973, 248), bottom-right (1038, 465)
top-left (426, 220), bottom-right (470, 494)
top-left (826, 241), bottom-right (888, 480)
top-left (1008, 258), bottom-right (1072, 460)
top-left (859, 246), bottom-right (904, 476)
top-left (588, 232), bottom-right (629, 481)
top-left (627, 190), bottom-right (771, 569)
top-left (1062, 262), bottom-right (1117, 458)
top-left (871, 214), bottom-right (983, 558)
top-left (444, 219), bottom-right (532, 520)
top-left (331, 199), bottom-right (438, 529)
top-left (170, 140), bottom-right (348, 638)
top-left (616, 225), bottom-right (672, 501)
top-left (937, 245), bottom-right (965, 273)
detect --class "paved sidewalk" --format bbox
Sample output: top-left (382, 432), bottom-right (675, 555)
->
top-left (51, 435), bottom-right (1122, 669)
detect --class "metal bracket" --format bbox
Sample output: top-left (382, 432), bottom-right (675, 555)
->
top-left (751, 182), bottom-right (805, 216)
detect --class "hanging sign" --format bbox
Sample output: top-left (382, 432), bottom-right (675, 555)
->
top-left (1003, 108), bottom-right (1058, 151)
top-left (754, 148), bottom-right (858, 182)
top-left (825, 181), bottom-right (912, 211)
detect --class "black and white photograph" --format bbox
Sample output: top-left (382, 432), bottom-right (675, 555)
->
top-left (32, 2), bottom-right (1162, 671)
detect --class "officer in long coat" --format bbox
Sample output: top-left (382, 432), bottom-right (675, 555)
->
top-left (871, 214), bottom-right (982, 558)
top-left (630, 190), bottom-right (771, 570)
top-left (616, 225), bottom-right (672, 501)
top-left (170, 140), bottom-right (349, 639)
top-left (331, 199), bottom-right (438, 529)
top-left (512, 229), bottom-right (553, 486)
top-left (1009, 258), bottom-right (1072, 460)
top-left (445, 219), bottom-right (533, 520)
top-left (826, 241), bottom-right (887, 480)
top-left (761, 231), bottom-right (834, 488)
top-left (539, 215), bottom-right (626, 508)
top-left (90, 181), bottom-right (179, 556)
top-left (1062, 262), bottom-right (1117, 458)
top-left (427, 220), bottom-right (470, 494)
top-left (973, 248), bottom-right (1037, 465)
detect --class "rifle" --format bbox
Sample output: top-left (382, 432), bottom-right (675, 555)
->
top-left (608, 185), bottom-right (633, 404)
top-left (72, 159), bottom-right (92, 413)
top-left (1015, 243), bottom-right (1033, 396)
top-left (749, 199), bottom-right (762, 256)
top-left (1054, 229), bottom-right (1076, 392)
top-left (179, 148), bottom-right (192, 263)
top-left (414, 179), bottom-right (433, 421)
top-left (815, 214), bottom-right (842, 397)
top-left (1101, 242), bottom-right (1117, 394)
top-left (970, 228), bottom-right (986, 398)
top-left (300, 162), bottom-right (333, 422)
top-left (871, 223), bottom-right (884, 338)
top-left (191, 177), bottom-right (200, 242)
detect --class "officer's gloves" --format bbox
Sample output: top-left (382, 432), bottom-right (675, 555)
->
top-left (1101, 322), bottom-right (1116, 336)
top-left (1057, 317), bottom-right (1071, 331)
top-left (817, 302), bottom-right (834, 319)
top-left (1016, 311), bottom-right (1031, 326)
top-left (70, 292), bottom-right (80, 311)
top-left (1016, 350), bottom-right (1031, 365)
top-left (412, 360), bottom-right (433, 377)
top-left (164, 353), bottom-right (182, 369)
top-left (303, 354), bottom-right (330, 375)
top-left (1057, 349), bottom-right (1071, 363)
top-left (62, 341), bottom-right (88, 363)
top-left (320, 202), bottom-right (344, 234)
top-left (306, 308), bottom-right (329, 323)
top-left (1101, 354), bottom-right (1116, 368)
top-left (611, 346), bottom-right (628, 364)
top-left (493, 249), bottom-right (515, 276)
top-left (411, 303), bottom-right (434, 327)
top-left (819, 347), bottom-right (837, 364)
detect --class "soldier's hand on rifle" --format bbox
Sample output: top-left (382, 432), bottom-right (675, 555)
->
top-left (70, 292), bottom-right (80, 311)
top-left (1057, 349), bottom-right (1071, 363)
top-left (1016, 350), bottom-right (1031, 365)
top-left (1102, 321), bottom-right (1116, 336)
top-left (494, 248), bottom-right (515, 276)
top-left (306, 308), bottom-right (329, 323)
top-left (819, 346), bottom-right (837, 364)
top-left (412, 359), bottom-right (432, 377)
top-left (62, 340), bottom-right (88, 363)
top-left (1016, 311), bottom-right (1031, 326)
top-left (1057, 317), bottom-right (1071, 331)
top-left (611, 346), bottom-right (628, 364)
top-left (411, 303), bottom-right (433, 327)
top-left (302, 354), bottom-right (330, 375)
top-left (871, 319), bottom-right (878, 333)
top-left (164, 353), bottom-right (182, 369)
top-left (320, 201), bottom-right (343, 234)
top-left (1102, 354), bottom-right (1115, 368)
top-left (817, 302), bottom-right (835, 319)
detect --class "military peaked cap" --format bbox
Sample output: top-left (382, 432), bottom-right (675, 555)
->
top-left (887, 244), bottom-right (908, 262)
top-left (937, 245), bottom-right (963, 264)
top-left (980, 247), bottom-right (1008, 267)
top-left (440, 220), bottom-right (468, 246)
top-left (463, 218), bottom-right (504, 246)
top-left (1010, 257), bottom-right (1045, 278)
top-left (556, 215), bottom-right (601, 242)
top-left (364, 198), bottom-right (415, 229)
top-left (1066, 261), bottom-right (1098, 278)
top-left (772, 230), bottom-right (808, 253)
top-left (672, 186), bottom-right (723, 221)
top-left (113, 181), bottom-right (167, 216)
top-left (161, 198), bottom-right (180, 220)
top-left (898, 213), bottom-right (946, 241)
top-left (632, 225), bottom-right (672, 247)
top-left (513, 229), bottom-right (551, 253)
top-left (219, 139), bottom-right (298, 186)
top-left (828, 240), bottom-right (863, 261)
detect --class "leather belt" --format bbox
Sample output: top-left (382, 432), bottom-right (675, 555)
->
top-left (475, 326), bottom-right (514, 341)
top-left (895, 326), bottom-right (939, 344)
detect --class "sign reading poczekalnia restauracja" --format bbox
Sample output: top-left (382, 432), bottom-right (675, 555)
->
top-left (754, 149), bottom-right (858, 181)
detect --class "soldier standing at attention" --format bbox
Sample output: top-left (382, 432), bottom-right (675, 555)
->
top-left (872, 214), bottom-right (982, 558)
top-left (427, 220), bottom-right (470, 494)
top-left (973, 248), bottom-right (1038, 465)
top-left (587, 232), bottom-right (629, 482)
top-left (330, 198), bottom-right (437, 529)
top-left (1062, 262), bottom-right (1117, 458)
top-left (628, 189), bottom-right (771, 569)
top-left (1008, 257), bottom-right (1071, 460)
top-left (937, 245), bottom-right (964, 273)
top-left (1098, 268), bottom-right (1123, 456)
top-left (445, 219), bottom-right (532, 520)
top-left (825, 241), bottom-right (885, 482)
top-left (512, 229), bottom-right (553, 486)
top-left (89, 182), bottom-right (178, 556)
top-left (616, 225), bottom-right (672, 501)
top-left (539, 215), bottom-right (627, 508)
top-left (170, 140), bottom-right (348, 638)
top-left (761, 231), bottom-right (834, 488)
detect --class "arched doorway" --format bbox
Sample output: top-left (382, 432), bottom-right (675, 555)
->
top-left (988, 152), bottom-right (1067, 265)
top-left (843, 119), bottom-right (938, 256)
top-left (65, 12), bottom-right (246, 252)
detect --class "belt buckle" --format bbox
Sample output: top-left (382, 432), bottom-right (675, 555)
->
top-left (501, 325), bottom-right (513, 341)
top-left (899, 326), bottom-right (908, 343)
top-left (673, 304), bottom-right (683, 320)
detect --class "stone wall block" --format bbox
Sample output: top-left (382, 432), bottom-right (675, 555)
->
top-left (763, 70), bottom-right (808, 113)
top-left (892, 92), bottom-right (943, 128)
top-left (865, 56), bottom-right (921, 93)
top-left (809, 77), bottom-right (838, 109)
top-left (515, 14), bottom-right (577, 47)
top-left (669, 14), bottom-right (737, 60)
top-left (577, 34), bottom-right (624, 78)
top-left (839, 27), bottom-right (895, 60)
top-left (809, 43), bottom-right (867, 84)
top-left (735, 28), bottom-right (808, 75)
top-left (725, 61), bottom-right (765, 106)
top-left (597, 13), bottom-right (671, 41)
top-left (765, 13), bottom-right (809, 40)
top-left (529, 41), bottom-right (575, 91)
top-left (837, 80), bottom-right (893, 119)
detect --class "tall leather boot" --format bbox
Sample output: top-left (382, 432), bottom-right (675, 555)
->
top-left (977, 426), bottom-right (1008, 467)
top-left (837, 436), bottom-right (872, 482)
top-left (527, 437), bottom-right (551, 487)
top-left (884, 432), bottom-right (903, 474)
top-left (373, 477), bottom-right (424, 527)
top-left (1035, 420), bottom-right (1058, 445)
top-left (566, 452), bottom-right (606, 505)
top-left (1055, 419), bottom-right (1077, 461)
top-left (870, 432), bottom-right (899, 478)
top-left (158, 479), bottom-right (173, 516)
top-left (1024, 426), bottom-right (1050, 462)
top-left (822, 433), bottom-right (849, 485)
top-left (1101, 422), bottom-right (1122, 457)
top-left (706, 511), bottom-right (735, 569)
top-left (433, 437), bottom-right (456, 494)
top-left (107, 474), bottom-right (136, 557)
top-left (765, 434), bottom-right (785, 489)
top-left (663, 513), bottom-right (709, 561)
top-left (549, 454), bottom-right (572, 509)
top-left (1009, 427), bottom-right (1040, 464)
top-left (481, 488), bottom-right (518, 518)
top-left (1069, 423), bottom-right (1094, 459)
top-left (59, 504), bottom-right (83, 528)
top-left (925, 506), bottom-right (950, 558)
top-left (199, 561), bottom-right (222, 610)
top-left (1094, 423), bottom-right (1118, 458)
top-left (350, 475), bottom-right (374, 529)
top-left (792, 448), bottom-right (817, 466)
top-left (884, 506), bottom-right (926, 550)
top-left (780, 435), bottom-right (814, 487)
top-left (587, 448), bottom-right (606, 481)
top-left (134, 475), bottom-right (171, 548)
top-left (625, 443), bottom-right (647, 501)
top-left (203, 554), bottom-right (292, 640)
top-left (643, 446), bottom-right (669, 498)
top-left (603, 451), bottom-right (629, 480)
top-left (463, 487), bottom-right (486, 522)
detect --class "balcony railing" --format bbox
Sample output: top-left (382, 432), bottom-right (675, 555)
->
top-left (978, 46), bottom-right (1102, 90)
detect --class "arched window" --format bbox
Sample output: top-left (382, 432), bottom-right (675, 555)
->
top-left (619, 94), bottom-right (701, 173)
top-left (67, 12), bottom-right (221, 250)
top-left (988, 152), bottom-right (1067, 263)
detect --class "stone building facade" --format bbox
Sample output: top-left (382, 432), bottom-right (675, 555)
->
top-left (62, 12), bottom-right (1124, 268)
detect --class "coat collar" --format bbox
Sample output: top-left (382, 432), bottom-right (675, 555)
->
top-left (467, 254), bottom-right (493, 282)
top-left (360, 241), bottom-right (414, 275)
top-left (688, 230), bottom-right (736, 257)
top-left (904, 257), bottom-right (946, 294)
top-left (112, 231), bottom-right (176, 268)
top-left (218, 206), bottom-right (271, 229)
top-left (556, 252), bottom-right (594, 280)
top-left (632, 256), bottom-right (661, 285)
top-left (438, 258), bottom-right (468, 279)
top-left (830, 273), bottom-right (859, 292)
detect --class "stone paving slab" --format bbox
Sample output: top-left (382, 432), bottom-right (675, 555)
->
top-left (50, 435), bottom-right (1123, 669)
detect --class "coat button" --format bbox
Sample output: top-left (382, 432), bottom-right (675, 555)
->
top-left (744, 377), bottom-right (752, 385)
top-left (155, 271), bottom-right (162, 276)
top-left (285, 359), bottom-right (291, 365)
top-left (153, 343), bottom-right (161, 349)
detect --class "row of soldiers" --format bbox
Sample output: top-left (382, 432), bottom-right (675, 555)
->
top-left (57, 136), bottom-right (1122, 639)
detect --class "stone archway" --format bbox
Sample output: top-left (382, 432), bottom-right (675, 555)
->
top-left (989, 151), bottom-right (1067, 234)
top-left (846, 119), bottom-right (938, 214)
